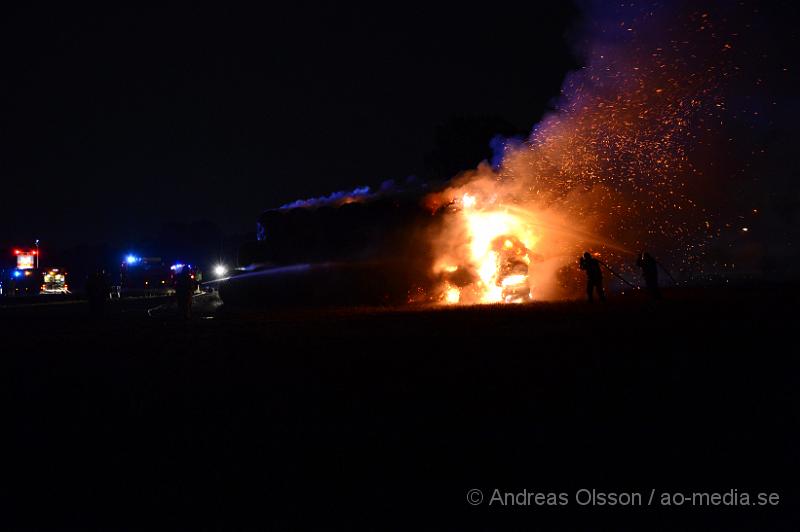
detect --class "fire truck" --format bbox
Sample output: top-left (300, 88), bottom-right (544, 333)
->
top-left (1, 248), bottom-right (41, 297)
top-left (120, 255), bottom-right (174, 297)
top-left (1, 248), bottom-right (72, 297)
top-left (41, 268), bottom-right (69, 294)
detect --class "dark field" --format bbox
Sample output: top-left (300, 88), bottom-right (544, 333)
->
top-left (3, 287), bottom-right (799, 530)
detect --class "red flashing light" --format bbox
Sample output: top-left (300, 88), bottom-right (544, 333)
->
top-left (32, 250), bottom-right (38, 255)
top-left (13, 249), bottom-right (21, 255)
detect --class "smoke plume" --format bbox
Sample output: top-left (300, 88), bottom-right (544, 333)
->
top-left (425, 0), bottom-right (791, 300)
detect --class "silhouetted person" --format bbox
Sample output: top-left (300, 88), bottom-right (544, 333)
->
top-left (86, 268), bottom-right (110, 316)
top-left (636, 251), bottom-right (662, 300)
top-left (174, 269), bottom-right (195, 319)
top-left (579, 252), bottom-right (605, 303)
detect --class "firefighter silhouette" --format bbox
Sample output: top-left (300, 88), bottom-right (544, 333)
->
top-left (86, 268), bottom-right (111, 316)
top-left (579, 252), bottom-right (605, 302)
top-left (636, 251), bottom-right (661, 300)
top-left (174, 269), bottom-right (195, 319)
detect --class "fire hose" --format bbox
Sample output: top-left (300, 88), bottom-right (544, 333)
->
top-left (656, 260), bottom-right (677, 284)
top-left (597, 260), bottom-right (638, 289)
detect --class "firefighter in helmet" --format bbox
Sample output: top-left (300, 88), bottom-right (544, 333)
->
top-left (636, 251), bottom-right (661, 300)
top-left (579, 252), bottom-right (605, 303)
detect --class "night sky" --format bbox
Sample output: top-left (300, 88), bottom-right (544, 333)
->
top-left (1, 2), bottom-right (581, 248)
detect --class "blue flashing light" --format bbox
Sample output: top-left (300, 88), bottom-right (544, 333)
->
top-left (125, 254), bottom-right (140, 265)
top-left (12, 270), bottom-right (22, 278)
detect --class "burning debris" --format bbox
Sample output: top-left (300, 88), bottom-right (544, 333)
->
top-left (432, 194), bottom-right (541, 304)
top-left (426, 185), bottom-right (581, 303)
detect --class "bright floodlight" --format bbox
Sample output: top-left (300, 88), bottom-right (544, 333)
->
top-left (214, 264), bottom-right (228, 277)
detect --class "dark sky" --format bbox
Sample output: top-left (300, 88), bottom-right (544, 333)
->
top-left (1, 2), bottom-right (580, 248)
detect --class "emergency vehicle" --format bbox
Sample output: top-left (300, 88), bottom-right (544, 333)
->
top-left (1, 248), bottom-right (41, 296)
top-left (120, 255), bottom-right (174, 297)
top-left (41, 268), bottom-right (69, 294)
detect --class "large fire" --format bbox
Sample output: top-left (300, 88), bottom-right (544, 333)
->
top-left (427, 185), bottom-right (589, 304)
top-left (261, 4), bottom-right (770, 306)
top-left (434, 193), bottom-right (541, 304)
top-left (421, 2), bottom-right (760, 304)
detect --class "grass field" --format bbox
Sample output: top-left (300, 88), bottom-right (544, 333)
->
top-left (3, 286), bottom-right (798, 530)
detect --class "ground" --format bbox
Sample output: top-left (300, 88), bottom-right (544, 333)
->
top-left (2, 286), bottom-right (798, 530)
